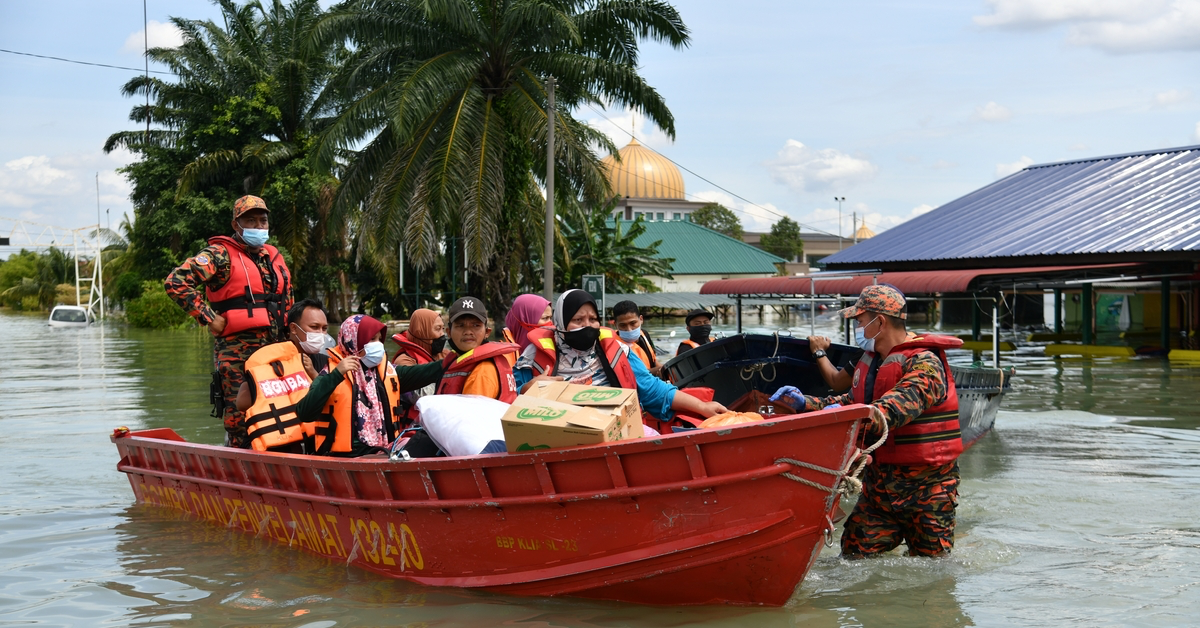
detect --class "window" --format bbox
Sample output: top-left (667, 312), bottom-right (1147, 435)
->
top-left (673, 213), bottom-right (681, 221)
top-left (657, 212), bottom-right (665, 221)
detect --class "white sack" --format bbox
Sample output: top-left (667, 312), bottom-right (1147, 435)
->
top-left (415, 394), bottom-right (508, 457)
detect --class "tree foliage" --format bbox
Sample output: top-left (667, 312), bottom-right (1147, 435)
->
top-left (125, 281), bottom-right (194, 329)
top-left (691, 203), bottom-right (743, 240)
top-left (0, 249), bottom-right (75, 311)
top-left (312, 0), bottom-right (690, 315)
top-left (554, 200), bottom-right (674, 294)
top-left (760, 217), bottom-right (803, 262)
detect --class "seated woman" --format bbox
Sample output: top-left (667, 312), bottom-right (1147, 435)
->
top-left (514, 289), bottom-right (727, 432)
top-left (501, 294), bottom-right (552, 349)
top-left (318, 315), bottom-right (445, 457)
top-left (435, 296), bottom-right (520, 401)
top-left (391, 308), bottom-right (449, 426)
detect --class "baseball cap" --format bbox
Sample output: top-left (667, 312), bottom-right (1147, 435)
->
top-left (839, 284), bottom-right (907, 320)
top-left (233, 195), bottom-right (270, 219)
top-left (685, 309), bottom-right (713, 325)
top-left (448, 296), bottom-right (488, 324)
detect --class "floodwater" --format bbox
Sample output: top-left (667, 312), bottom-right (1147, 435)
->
top-left (2, 309), bottom-right (1199, 627)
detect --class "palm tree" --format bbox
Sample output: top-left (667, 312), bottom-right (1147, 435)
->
top-left (312, 0), bottom-right (690, 311)
top-left (104, 0), bottom-right (344, 289)
top-left (556, 199), bottom-right (673, 293)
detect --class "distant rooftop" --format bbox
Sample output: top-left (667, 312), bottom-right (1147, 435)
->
top-left (823, 144), bottom-right (1200, 270)
top-left (616, 220), bottom-right (786, 275)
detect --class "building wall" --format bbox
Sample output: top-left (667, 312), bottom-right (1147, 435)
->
top-left (612, 198), bottom-right (710, 222)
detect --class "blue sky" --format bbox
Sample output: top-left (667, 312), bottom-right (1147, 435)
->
top-left (3, 0), bottom-right (1200, 241)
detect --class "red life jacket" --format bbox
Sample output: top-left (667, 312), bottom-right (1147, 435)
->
top-left (526, 327), bottom-right (637, 389)
top-left (435, 341), bottom-right (520, 402)
top-left (204, 235), bottom-right (291, 337)
top-left (391, 331), bottom-right (435, 364)
top-left (851, 335), bottom-right (963, 466)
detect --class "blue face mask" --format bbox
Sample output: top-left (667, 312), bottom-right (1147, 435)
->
top-left (617, 328), bottom-right (641, 343)
top-left (855, 316), bottom-right (882, 352)
top-left (361, 341), bottom-right (386, 368)
top-left (241, 228), bottom-right (269, 247)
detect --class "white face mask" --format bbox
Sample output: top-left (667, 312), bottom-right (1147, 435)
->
top-left (293, 324), bottom-right (325, 354)
top-left (855, 316), bottom-right (883, 352)
top-left (361, 341), bottom-right (386, 368)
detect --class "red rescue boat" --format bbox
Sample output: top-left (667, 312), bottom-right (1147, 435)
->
top-left (111, 405), bottom-right (869, 606)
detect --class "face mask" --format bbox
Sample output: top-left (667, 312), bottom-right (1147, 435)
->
top-left (562, 326), bottom-right (600, 351)
top-left (293, 325), bottom-right (325, 354)
top-left (430, 335), bottom-right (448, 355)
top-left (617, 328), bottom-right (641, 343)
top-left (241, 228), bottom-right (269, 247)
top-left (855, 317), bottom-right (882, 352)
top-left (361, 341), bottom-right (386, 368)
top-left (688, 324), bottom-right (712, 342)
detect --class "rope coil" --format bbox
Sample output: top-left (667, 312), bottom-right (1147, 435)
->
top-left (775, 413), bottom-right (888, 499)
top-left (740, 332), bottom-right (782, 382)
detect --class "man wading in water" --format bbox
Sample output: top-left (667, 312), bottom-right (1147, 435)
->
top-left (771, 285), bottom-right (964, 557)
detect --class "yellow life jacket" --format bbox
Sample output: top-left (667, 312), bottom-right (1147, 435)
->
top-left (242, 342), bottom-right (314, 451)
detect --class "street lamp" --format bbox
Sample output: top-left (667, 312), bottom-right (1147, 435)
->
top-left (834, 196), bottom-right (846, 250)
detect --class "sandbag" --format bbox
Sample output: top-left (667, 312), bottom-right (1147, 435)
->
top-left (699, 411), bottom-right (764, 429)
top-left (415, 395), bottom-right (508, 457)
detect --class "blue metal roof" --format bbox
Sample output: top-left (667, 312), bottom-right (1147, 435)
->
top-left (823, 144), bottom-right (1200, 269)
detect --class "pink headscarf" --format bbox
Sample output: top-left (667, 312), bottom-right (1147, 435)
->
top-left (337, 315), bottom-right (389, 449)
top-left (505, 294), bottom-right (550, 352)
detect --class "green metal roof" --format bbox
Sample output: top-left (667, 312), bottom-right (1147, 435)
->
top-left (617, 220), bottom-right (786, 275)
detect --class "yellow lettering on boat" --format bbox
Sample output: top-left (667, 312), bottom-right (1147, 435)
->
top-left (288, 509), bottom-right (313, 550)
top-left (388, 523), bottom-right (423, 571)
top-left (370, 520), bottom-right (395, 566)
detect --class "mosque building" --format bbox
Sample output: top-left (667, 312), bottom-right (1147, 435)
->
top-left (600, 138), bottom-right (709, 222)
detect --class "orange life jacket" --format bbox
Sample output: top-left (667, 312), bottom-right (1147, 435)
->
top-left (676, 336), bottom-right (715, 355)
top-left (435, 341), bottom-right (520, 402)
top-left (851, 335), bottom-right (963, 466)
top-left (204, 235), bottom-right (291, 337)
top-left (313, 347), bottom-right (403, 455)
top-left (242, 342), bottom-right (314, 451)
top-left (526, 327), bottom-right (637, 388)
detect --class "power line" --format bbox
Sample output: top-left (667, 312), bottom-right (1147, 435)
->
top-left (583, 103), bottom-right (837, 236)
top-left (0, 48), bottom-right (174, 75)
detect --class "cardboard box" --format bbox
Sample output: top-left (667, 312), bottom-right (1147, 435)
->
top-left (501, 382), bottom-right (644, 452)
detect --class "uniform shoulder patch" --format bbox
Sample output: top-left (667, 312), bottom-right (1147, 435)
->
top-left (195, 254), bottom-right (211, 266)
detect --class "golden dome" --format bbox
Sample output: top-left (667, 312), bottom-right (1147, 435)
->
top-left (854, 222), bottom-right (876, 240)
top-left (600, 138), bottom-right (685, 200)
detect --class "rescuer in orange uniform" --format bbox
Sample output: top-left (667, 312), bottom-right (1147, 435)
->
top-left (771, 285), bottom-right (964, 558)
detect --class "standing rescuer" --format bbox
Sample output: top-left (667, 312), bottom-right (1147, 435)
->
top-left (165, 195), bottom-right (293, 448)
top-left (770, 284), bottom-right (964, 558)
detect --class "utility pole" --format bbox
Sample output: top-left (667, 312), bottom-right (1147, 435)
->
top-left (543, 77), bottom-right (556, 301)
top-left (143, 0), bottom-right (149, 143)
top-left (852, 211), bottom-right (858, 244)
top-left (834, 196), bottom-right (846, 250)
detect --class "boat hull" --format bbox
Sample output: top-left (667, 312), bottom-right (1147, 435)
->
top-left (112, 405), bottom-right (867, 606)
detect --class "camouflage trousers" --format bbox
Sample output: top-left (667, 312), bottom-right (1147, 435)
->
top-left (841, 461), bottom-right (960, 558)
top-left (214, 330), bottom-right (274, 448)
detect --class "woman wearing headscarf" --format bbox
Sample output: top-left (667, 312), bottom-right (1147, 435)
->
top-left (502, 294), bottom-right (553, 353)
top-left (514, 289), bottom-right (727, 428)
top-left (316, 314), bottom-right (445, 456)
top-left (389, 308), bottom-right (449, 427)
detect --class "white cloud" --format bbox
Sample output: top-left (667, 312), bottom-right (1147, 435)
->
top-left (1154, 88), bottom-right (1190, 106)
top-left (975, 1), bottom-right (1200, 53)
top-left (765, 140), bottom-right (877, 194)
top-left (0, 150), bottom-right (136, 229)
top-left (996, 155), bottom-right (1035, 178)
top-left (690, 190), bottom-right (780, 232)
top-left (122, 20), bottom-right (185, 54)
top-left (581, 107), bottom-right (673, 153)
top-left (931, 160), bottom-right (956, 170)
top-left (911, 203), bottom-right (935, 217)
top-left (973, 101), bottom-right (1012, 122)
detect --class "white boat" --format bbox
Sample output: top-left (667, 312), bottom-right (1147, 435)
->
top-left (48, 305), bottom-right (91, 328)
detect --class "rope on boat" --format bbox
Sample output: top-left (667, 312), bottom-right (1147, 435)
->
top-left (775, 410), bottom-right (889, 499)
top-left (740, 332), bottom-right (781, 383)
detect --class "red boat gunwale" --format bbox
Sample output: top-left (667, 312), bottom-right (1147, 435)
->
top-left (112, 405), bottom-right (869, 606)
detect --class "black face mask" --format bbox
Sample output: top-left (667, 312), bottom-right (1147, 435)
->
top-left (430, 335), bottom-right (448, 355)
top-left (562, 326), bottom-right (601, 351)
top-left (688, 324), bottom-right (712, 342)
